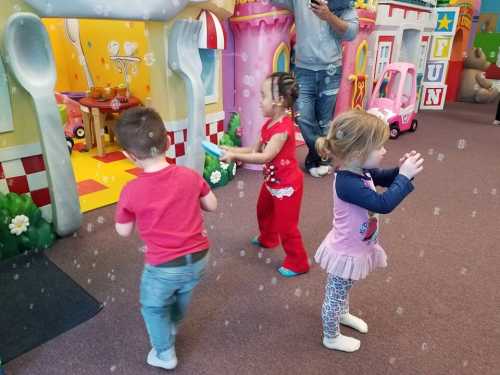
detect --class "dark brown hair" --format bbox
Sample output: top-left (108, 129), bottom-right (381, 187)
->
top-left (268, 72), bottom-right (299, 109)
top-left (115, 107), bottom-right (168, 160)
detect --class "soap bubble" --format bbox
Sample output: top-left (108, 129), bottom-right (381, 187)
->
top-left (240, 250), bottom-right (246, 257)
top-left (396, 306), bottom-right (404, 315)
top-left (294, 288), bottom-right (302, 297)
top-left (433, 207), bottom-right (441, 216)
top-left (326, 64), bottom-right (336, 76)
top-left (144, 52), bottom-right (156, 66)
top-left (457, 139), bottom-right (467, 150)
top-left (437, 153), bottom-right (445, 162)
top-left (111, 98), bottom-right (121, 112)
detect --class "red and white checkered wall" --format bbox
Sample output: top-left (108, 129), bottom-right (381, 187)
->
top-left (166, 119), bottom-right (224, 164)
top-left (0, 153), bottom-right (53, 221)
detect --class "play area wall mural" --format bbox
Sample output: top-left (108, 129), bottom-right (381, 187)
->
top-left (1, 0), bottom-right (499, 260)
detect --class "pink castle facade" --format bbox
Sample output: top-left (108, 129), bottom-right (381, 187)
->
top-left (335, 6), bottom-right (377, 116)
top-left (230, 0), bottom-right (294, 169)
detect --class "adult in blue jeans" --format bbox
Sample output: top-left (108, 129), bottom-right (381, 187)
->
top-left (272, 0), bottom-right (358, 177)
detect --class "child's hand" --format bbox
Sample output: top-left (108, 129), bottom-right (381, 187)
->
top-left (399, 150), bottom-right (417, 166)
top-left (220, 151), bottom-right (234, 163)
top-left (399, 153), bottom-right (424, 180)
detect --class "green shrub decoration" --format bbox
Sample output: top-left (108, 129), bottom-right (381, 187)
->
top-left (203, 112), bottom-right (241, 189)
top-left (0, 192), bottom-right (56, 261)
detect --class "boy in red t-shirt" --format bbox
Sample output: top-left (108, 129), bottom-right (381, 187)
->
top-left (114, 107), bottom-right (217, 370)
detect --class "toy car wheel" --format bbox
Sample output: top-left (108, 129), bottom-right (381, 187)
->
top-left (75, 127), bottom-right (85, 139)
top-left (409, 119), bottom-right (418, 132)
top-left (66, 137), bottom-right (74, 154)
top-left (389, 124), bottom-right (400, 139)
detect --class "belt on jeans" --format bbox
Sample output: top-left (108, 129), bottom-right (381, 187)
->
top-left (156, 249), bottom-right (208, 268)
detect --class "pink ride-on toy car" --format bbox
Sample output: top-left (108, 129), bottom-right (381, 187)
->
top-left (367, 62), bottom-right (418, 139)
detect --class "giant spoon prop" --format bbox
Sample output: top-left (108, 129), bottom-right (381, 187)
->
top-left (4, 13), bottom-right (82, 236)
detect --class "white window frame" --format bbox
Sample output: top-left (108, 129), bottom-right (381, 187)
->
top-left (375, 42), bottom-right (392, 80)
top-left (199, 48), bottom-right (220, 105)
top-left (417, 39), bottom-right (430, 74)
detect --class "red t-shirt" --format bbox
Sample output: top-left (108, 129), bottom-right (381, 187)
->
top-left (260, 115), bottom-right (302, 188)
top-left (115, 165), bottom-right (211, 265)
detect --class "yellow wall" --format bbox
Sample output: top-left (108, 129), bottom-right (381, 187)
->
top-left (43, 19), bottom-right (152, 103)
top-left (0, 1), bottom-right (42, 149)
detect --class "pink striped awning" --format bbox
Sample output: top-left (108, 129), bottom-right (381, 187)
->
top-left (198, 10), bottom-right (226, 50)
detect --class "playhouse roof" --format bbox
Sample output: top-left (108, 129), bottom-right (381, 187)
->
top-left (23, 0), bottom-right (234, 21)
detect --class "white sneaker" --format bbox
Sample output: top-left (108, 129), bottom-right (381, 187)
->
top-left (323, 334), bottom-right (360, 352)
top-left (308, 167), bottom-right (323, 178)
top-left (147, 347), bottom-right (178, 370)
top-left (340, 313), bottom-right (368, 333)
top-left (317, 165), bottom-right (333, 176)
top-left (493, 120), bottom-right (500, 126)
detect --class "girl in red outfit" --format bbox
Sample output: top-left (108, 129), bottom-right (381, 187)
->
top-left (221, 72), bottom-right (309, 277)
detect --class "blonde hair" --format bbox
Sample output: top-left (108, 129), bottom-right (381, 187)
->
top-left (316, 109), bottom-right (389, 165)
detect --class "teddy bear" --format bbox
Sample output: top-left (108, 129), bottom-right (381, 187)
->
top-left (458, 47), bottom-right (499, 103)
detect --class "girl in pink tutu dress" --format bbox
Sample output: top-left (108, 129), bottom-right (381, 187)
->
top-left (314, 109), bottom-right (424, 352)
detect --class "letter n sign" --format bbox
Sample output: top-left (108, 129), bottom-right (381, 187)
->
top-left (424, 61), bottom-right (447, 84)
top-left (420, 84), bottom-right (447, 110)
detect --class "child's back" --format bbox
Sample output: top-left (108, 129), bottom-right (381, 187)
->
top-left (117, 164), bottom-right (210, 264)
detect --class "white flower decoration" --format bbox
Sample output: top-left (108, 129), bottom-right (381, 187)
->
top-left (9, 215), bottom-right (30, 236)
top-left (220, 162), bottom-right (229, 170)
top-left (210, 170), bottom-right (222, 184)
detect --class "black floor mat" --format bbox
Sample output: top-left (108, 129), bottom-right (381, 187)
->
top-left (0, 252), bottom-right (102, 363)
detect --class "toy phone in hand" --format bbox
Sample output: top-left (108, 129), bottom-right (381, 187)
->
top-left (202, 140), bottom-right (224, 158)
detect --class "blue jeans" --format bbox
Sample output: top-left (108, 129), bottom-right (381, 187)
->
top-left (294, 66), bottom-right (341, 170)
top-left (140, 253), bottom-right (208, 354)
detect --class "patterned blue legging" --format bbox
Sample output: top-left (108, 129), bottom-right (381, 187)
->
top-left (322, 274), bottom-right (354, 339)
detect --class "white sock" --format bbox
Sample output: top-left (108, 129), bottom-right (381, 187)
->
top-left (340, 313), bottom-right (368, 333)
top-left (323, 334), bottom-right (360, 352)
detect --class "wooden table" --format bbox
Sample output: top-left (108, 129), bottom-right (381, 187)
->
top-left (79, 96), bottom-right (142, 157)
